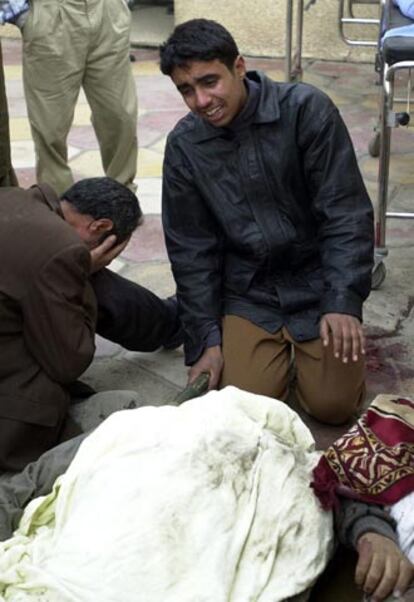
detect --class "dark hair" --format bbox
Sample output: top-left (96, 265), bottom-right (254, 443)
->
top-left (160, 19), bottom-right (239, 75)
top-left (62, 177), bottom-right (142, 243)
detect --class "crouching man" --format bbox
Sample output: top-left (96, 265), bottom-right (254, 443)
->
top-left (0, 178), bottom-right (182, 471)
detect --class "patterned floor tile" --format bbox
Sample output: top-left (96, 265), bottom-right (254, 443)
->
top-left (68, 150), bottom-right (104, 178)
top-left (121, 215), bottom-right (168, 263)
top-left (72, 103), bottom-right (92, 127)
top-left (137, 147), bottom-right (163, 178)
top-left (135, 177), bottom-right (162, 215)
top-left (9, 116), bottom-right (31, 141)
top-left (12, 140), bottom-right (81, 169)
top-left (67, 126), bottom-right (100, 151)
top-left (3, 63), bottom-right (22, 79)
top-left (14, 167), bottom-right (36, 188)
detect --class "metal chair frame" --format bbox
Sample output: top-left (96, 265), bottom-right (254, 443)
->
top-left (338, 0), bottom-right (380, 47)
top-left (339, 0), bottom-right (414, 287)
top-left (285, 0), bottom-right (379, 82)
top-left (285, 0), bottom-right (305, 81)
top-left (372, 0), bottom-right (414, 287)
top-left (285, 0), bottom-right (414, 287)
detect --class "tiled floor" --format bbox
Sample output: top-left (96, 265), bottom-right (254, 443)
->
top-left (2, 33), bottom-right (414, 448)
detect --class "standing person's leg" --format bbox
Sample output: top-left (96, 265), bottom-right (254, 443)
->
top-left (289, 330), bottom-right (365, 425)
top-left (220, 315), bottom-right (291, 399)
top-left (83, 0), bottom-right (137, 191)
top-left (21, 0), bottom-right (88, 194)
top-left (91, 268), bottom-right (182, 351)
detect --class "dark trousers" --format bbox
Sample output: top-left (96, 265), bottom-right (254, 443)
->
top-left (91, 268), bottom-right (180, 352)
top-left (0, 270), bottom-right (180, 472)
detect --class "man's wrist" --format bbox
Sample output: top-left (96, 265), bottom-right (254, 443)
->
top-left (186, 325), bottom-right (221, 366)
top-left (320, 290), bottom-right (363, 320)
top-left (352, 516), bottom-right (398, 550)
top-left (205, 325), bottom-right (222, 349)
top-left (203, 344), bottom-right (222, 357)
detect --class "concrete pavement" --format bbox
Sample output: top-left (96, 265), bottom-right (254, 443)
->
top-left (2, 35), bottom-right (414, 448)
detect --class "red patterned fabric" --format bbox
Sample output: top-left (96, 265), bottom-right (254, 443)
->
top-left (311, 395), bottom-right (414, 510)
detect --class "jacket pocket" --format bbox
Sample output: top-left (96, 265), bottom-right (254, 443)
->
top-left (224, 259), bottom-right (257, 294)
top-left (107, 0), bottom-right (131, 37)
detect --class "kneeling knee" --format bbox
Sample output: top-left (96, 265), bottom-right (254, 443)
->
top-left (299, 392), bottom-right (358, 425)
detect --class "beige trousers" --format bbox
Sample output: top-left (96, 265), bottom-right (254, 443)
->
top-left (21, 0), bottom-right (137, 195)
top-left (220, 315), bottom-right (365, 425)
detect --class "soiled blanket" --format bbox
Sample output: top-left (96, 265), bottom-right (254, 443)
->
top-left (0, 387), bottom-right (333, 602)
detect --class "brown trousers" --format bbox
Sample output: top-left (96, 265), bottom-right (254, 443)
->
top-left (220, 315), bottom-right (365, 425)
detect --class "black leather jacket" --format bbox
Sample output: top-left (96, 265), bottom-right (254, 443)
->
top-left (162, 71), bottom-right (374, 364)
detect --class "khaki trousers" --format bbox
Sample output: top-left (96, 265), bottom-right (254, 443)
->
top-left (21, 0), bottom-right (137, 195)
top-left (220, 315), bottom-right (365, 425)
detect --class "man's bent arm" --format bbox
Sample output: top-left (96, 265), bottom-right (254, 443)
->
top-left (336, 497), bottom-right (397, 549)
top-left (299, 91), bottom-right (374, 320)
top-left (162, 143), bottom-right (223, 365)
top-left (335, 497), bottom-right (414, 600)
top-left (21, 243), bottom-right (97, 384)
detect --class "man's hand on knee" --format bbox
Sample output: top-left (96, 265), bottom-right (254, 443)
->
top-left (188, 345), bottom-right (223, 390)
top-left (355, 532), bottom-right (414, 601)
top-left (320, 313), bottom-right (365, 363)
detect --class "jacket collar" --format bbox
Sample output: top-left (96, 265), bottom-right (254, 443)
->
top-left (187, 70), bottom-right (281, 143)
top-left (32, 183), bottom-right (64, 218)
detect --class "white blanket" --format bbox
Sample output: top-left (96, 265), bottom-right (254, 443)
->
top-left (0, 387), bottom-right (333, 602)
top-left (390, 491), bottom-right (414, 563)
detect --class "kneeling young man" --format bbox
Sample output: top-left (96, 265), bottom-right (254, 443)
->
top-left (160, 19), bottom-right (374, 425)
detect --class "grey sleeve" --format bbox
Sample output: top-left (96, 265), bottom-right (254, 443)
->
top-left (0, 433), bottom-right (87, 541)
top-left (335, 497), bottom-right (398, 550)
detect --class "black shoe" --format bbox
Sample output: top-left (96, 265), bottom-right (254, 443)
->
top-left (66, 380), bottom-right (96, 401)
top-left (59, 415), bottom-right (84, 442)
top-left (163, 326), bottom-right (184, 350)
